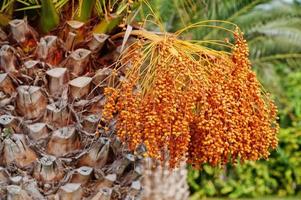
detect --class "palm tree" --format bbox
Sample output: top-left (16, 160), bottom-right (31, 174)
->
top-left (0, 1), bottom-right (192, 199)
top-left (0, 1), bottom-right (143, 199)
top-left (0, 0), bottom-right (282, 199)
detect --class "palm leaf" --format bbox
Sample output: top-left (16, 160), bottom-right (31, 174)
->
top-left (0, 0), bottom-right (14, 26)
top-left (15, 0), bottom-right (69, 11)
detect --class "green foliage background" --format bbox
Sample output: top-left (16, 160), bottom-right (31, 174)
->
top-left (147, 0), bottom-right (301, 198)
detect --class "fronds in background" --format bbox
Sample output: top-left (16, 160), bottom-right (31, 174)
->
top-left (0, 0), bottom-right (15, 26)
top-left (149, 0), bottom-right (301, 127)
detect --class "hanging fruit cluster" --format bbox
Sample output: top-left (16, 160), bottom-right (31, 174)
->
top-left (102, 28), bottom-right (278, 168)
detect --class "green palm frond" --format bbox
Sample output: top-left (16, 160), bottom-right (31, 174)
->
top-left (15, 0), bottom-right (68, 11)
top-left (6, 0), bottom-right (143, 34)
top-left (249, 34), bottom-right (301, 58)
top-left (0, 0), bottom-right (15, 26)
top-left (152, 3), bottom-right (301, 68)
top-left (234, 2), bottom-right (301, 32)
top-left (40, 0), bottom-right (60, 33)
top-left (76, 0), bottom-right (96, 22)
top-left (0, 13), bottom-right (11, 26)
top-left (1, 0), bottom-right (15, 12)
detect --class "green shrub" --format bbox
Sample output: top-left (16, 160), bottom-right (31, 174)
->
top-left (188, 127), bottom-right (301, 199)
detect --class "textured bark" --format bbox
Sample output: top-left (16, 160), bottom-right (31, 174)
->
top-left (82, 114), bottom-right (100, 133)
top-left (33, 155), bottom-right (64, 184)
top-left (95, 173), bottom-right (116, 190)
top-left (125, 181), bottom-right (142, 200)
top-left (88, 33), bottom-right (109, 52)
top-left (142, 160), bottom-right (190, 200)
top-left (0, 19), bottom-right (191, 200)
top-left (46, 67), bottom-right (68, 97)
top-left (24, 60), bottom-right (41, 77)
top-left (79, 137), bottom-right (110, 167)
top-left (36, 35), bottom-right (62, 64)
top-left (9, 19), bottom-right (34, 44)
top-left (58, 183), bottom-right (83, 200)
top-left (3, 134), bottom-right (37, 168)
top-left (109, 154), bottom-right (136, 175)
top-left (0, 28), bottom-right (7, 41)
top-left (47, 126), bottom-right (80, 157)
top-left (0, 115), bottom-right (20, 133)
top-left (65, 21), bottom-right (85, 50)
top-left (23, 178), bottom-right (45, 200)
top-left (6, 185), bottom-right (32, 200)
top-left (64, 49), bottom-right (91, 77)
top-left (91, 188), bottom-right (112, 200)
top-left (0, 73), bottom-right (15, 95)
top-left (69, 76), bottom-right (92, 99)
top-left (0, 45), bottom-right (18, 72)
top-left (93, 67), bottom-right (113, 88)
top-left (16, 86), bottom-right (47, 119)
top-left (45, 101), bottom-right (70, 128)
top-left (70, 166), bottom-right (93, 184)
top-left (65, 32), bottom-right (76, 51)
top-left (26, 122), bottom-right (49, 140)
top-left (0, 167), bottom-right (9, 183)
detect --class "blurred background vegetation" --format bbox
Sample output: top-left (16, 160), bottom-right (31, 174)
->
top-left (146, 0), bottom-right (301, 199)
